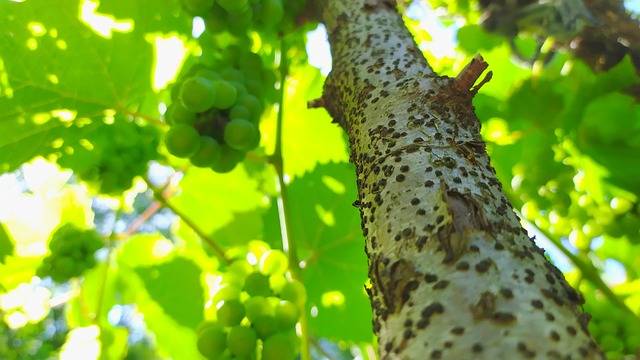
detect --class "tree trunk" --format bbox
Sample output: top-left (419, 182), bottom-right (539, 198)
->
top-left (309, 0), bottom-right (604, 358)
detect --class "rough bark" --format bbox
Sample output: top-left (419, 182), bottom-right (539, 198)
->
top-left (309, 0), bottom-right (604, 358)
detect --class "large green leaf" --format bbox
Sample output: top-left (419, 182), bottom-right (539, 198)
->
top-left (287, 162), bottom-right (372, 343)
top-left (280, 64), bottom-right (350, 178)
top-left (171, 165), bottom-right (266, 237)
top-left (0, 0), bottom-right (189, 172)
top-left (118, 266), bottom-right (202, 360)
top-left (135, 256), bottom-right (205, 329)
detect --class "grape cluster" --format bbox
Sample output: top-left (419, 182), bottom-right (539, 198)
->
top-left (36, 224), bottom-right (104, 283)
top-left (179, 0), bottom-right (304, 35)
top-left (58, 119), bottom-right (160, 195)
top-left (584, 290), bottom-right (640, 359)
top-left (165, 48), bottom-right (275, 173)
top-left (517, 165), bottom-right (640, 247)
top-left (197, 248), bottom-right (306, 359)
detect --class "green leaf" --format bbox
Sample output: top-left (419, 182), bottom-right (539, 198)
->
top-left (280, 64), bottom-right (350, 179)
top-left (0, 0), bottom-right (188, 172)
top-left (171, 165), bottom-right (265, 236)
top-left (0, 222), bottom-right (15, 264)
top-left (135, 256), bottom-right (205, 329)
top-left (456, 24), bottom-right (503, 54)
top-left (118, 266), bottom-right (202, 360)
top-left (116, 234), bottom-right (175, 267)
top-left (287, 162), bottom-right (372, 343)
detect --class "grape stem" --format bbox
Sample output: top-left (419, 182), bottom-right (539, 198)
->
top-left (147, 179), bottom-right (232, 264)
top-left (120, 169), bottom-right (185, 239)
top-left (269, 38), bottom-right (312, 360)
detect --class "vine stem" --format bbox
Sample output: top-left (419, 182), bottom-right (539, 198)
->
top-left (270, 38), bottom-right (311, 360)
top-left (519, 214), bottom-right (636, 317)
top-left (145, 178), bottom-right (232, 265)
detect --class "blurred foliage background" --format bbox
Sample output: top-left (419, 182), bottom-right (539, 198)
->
top-left (0, 0), bottom-right (639, 359)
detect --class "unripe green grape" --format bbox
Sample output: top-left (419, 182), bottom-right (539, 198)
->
top-left (211, 80), bottom-right (238, 109)
top-left (210, 145), bottom-right (244, 173)
top-left (195, 69), bottom-right (222, 82)
top-left (238, 94), bottom-right (263, 122)
top-left (220, 271), bottom-right (246, 287)
top-left (166, 103), bottom-right (198, 126)
top-left (610, 197), bottom-right (634, 215)
top-left (226, 325), bottom-right (257, 358)
top-left (220, 68), bottom-right (245, 83)
top-left (224, 119), bottom-right (258, 151)
top-left (182, 0), bottom-right (215, 14)
top-left (221, 46), bottom-right (243, 67)
top-left (239, 52), bottom-right (262, 72)
top-left (197, 322), bottom-right (227, 358)
top-left (190, 136), bottom-right (222, 167)
top-left (600, 334), bottom-right (625, 352)
top-left (275, 300), bottom-right (299, 330)
top-left (212, 283), bottom-right (243, 305)
top-left (260, 0), bottom-right (284, 28)
top-left (269, 274), bottom-right (287, 294)
top-left (170, 80), bottom-right (183, 102)
top-left (280, 280), bottom-right (307, 308)
top-left (216, 299), bottom-right (246, 327)
top-left (244, 272), bottom-right (272, 297)
top-left (228, 259), bottom-right (254, 277)
top-left (217, 0), bottom-right (249, 15)
top-left (230, 81), bottom-right (248, 96)
top-left (259, 250), bottom-right (288, 275)
top-left (165, 124), bottom-right (201, 158)
top-left (229, 105), bottom-right (251, 121)
top-left (179, 76), bottom-right (216, 113)
top-left (261, 332), bottom-right (296, 360)
top-left (244, 79), bottom-right (263, 98)
top-left (251, 314), bottom-right (278, 339)
top-left (245, 296), bottom-right (273, 322)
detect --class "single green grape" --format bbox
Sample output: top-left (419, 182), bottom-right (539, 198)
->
top-left (195, 69), bottom-right (222, 82)
top-left (166, 103), bottom-right (198, 125)
top-left (210, 145), bottom-right (245, 173)
top-left (190, 136), bottom-right (222, 167)
top-left (226, 325), bottom-right (257, 358)
top-left (280, 280), bottom-right (307, 308)
top-left (251, 314), bottom-right (278, 339)
top-left (220, 68), bottom-right (245, 83)
top-left (259, 250), bottom-right (288, 275)
top-left (244, 272), bottom-right (272, 297)
top-left (229, 105), bottom-right (251, 121)
top-left (275, 300), bottom-right (299, 330)
top-left (245, 296), bottom-right (273, 322)
top-left (165, 124), bottom-right (201, 158)
top-left (211, 80), bottom-right (238, 109)
top-left (261, 332), bottom-right (296, 360)
top-left (182, 0), bottom-right (215, 14)
top-left (216, 299), bottom-right (246, 327)
top-left (196, 322), bottom-right (227, 359)
top-left (224, 119), bottom-right (258, 151)
top-left (260, 0), bottom-right (284, 28)
top-left (610, 197), bottom-right (634, 215)
top-left (237, 94), bottom-right (263, 122)
top-left (211, 283), bottom-right (243, 305)
top-left (217, 0), bottom-right (249, 15)
top-left (179, 76), bottom-right (216, 113)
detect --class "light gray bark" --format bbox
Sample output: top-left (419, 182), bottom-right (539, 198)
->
top-left (309, 0), bottom-right (603, 359)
